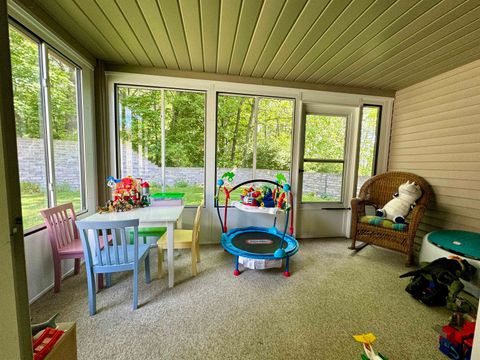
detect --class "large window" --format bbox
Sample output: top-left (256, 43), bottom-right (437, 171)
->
top-left (117, 85), bottom-right (205, 206)
top-left (301, 114), bottom-right (347, 203)
top-left (216, 94), bottom-right (294, 200)
top-left (356, 105), bottom-right (382, 195)
top-left (9, 24), bottom-right (85, 231)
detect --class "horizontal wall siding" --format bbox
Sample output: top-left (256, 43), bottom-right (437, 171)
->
top-left (389, 59), bottom-right (480, 254)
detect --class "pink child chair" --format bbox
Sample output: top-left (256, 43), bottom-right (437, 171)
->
top-left (41, 203), bottom-right (104, 292)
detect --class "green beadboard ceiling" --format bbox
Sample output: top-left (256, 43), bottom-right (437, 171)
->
top-left (31, 0), bottom-right (480, 91)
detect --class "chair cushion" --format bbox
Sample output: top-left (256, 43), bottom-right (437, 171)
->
top-left (360, 216), bottom-right (408, 231)
top-left (157, 229), bottom-right (193, 247)
top-left (94, 243), bottom-right (150, 266)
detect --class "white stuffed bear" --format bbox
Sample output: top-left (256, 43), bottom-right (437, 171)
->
top-left (376, 181), bottom-right (422, 224)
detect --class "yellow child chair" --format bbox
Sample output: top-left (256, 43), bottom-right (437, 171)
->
top-left (157, 202), bottom-right (202, 277)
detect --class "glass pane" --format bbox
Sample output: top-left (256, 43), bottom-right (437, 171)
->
top-left (216, 95), bottom-right (255, 203)
top-left (356, 106), bottom-right (381, 195)
top-left (118, 86), bottom-right (163, 188)
top-left (48, 50), bottom-right (84, 212)
top-left (256, 97), bottom-right (294, 181)
top-left (164, 90), bottom-right (205, 205)
top-left (9, 26), bottom-right (48, 230)
top-left (301, 162), bottom-right (344, 202)
top-left (304, 115), bottom-right (346, 160)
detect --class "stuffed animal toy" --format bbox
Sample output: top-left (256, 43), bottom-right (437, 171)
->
top-left (376, 181), bottom-right (422, 224)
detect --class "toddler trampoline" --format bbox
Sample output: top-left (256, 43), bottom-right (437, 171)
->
top-left (216, 176), bottom-right (299, 277)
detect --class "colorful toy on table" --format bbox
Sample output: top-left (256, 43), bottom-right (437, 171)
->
top-left (376, 180), bottom-right (422, 224)
top-left (99, 176), bottom-right (151, 213)
top-left (353, 333), bottom-right (388, 360)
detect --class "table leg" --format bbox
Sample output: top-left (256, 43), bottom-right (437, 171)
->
top-left (167, 222), bottom-right (174, 288)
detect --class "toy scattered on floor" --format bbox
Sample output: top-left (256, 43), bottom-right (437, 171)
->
top-left (376, 180), bottom-right (422, 223)
top-left (353, 333), bottom-right (388, 360)
top-left (435, 312), bottom-right (476, 359)
top-left (400, 256), bottom-right (476, 307)
top-left (216, 172), bottom-right (299, 277)
top-left (31, 313), bottom-right (58, 336)
top-left (33, 327), bottom-right (65, 360)
top-left (99, 176), bottom-right (151, 212)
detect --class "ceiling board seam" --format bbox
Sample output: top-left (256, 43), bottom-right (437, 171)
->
top-left (328, 0), bottom-right (456, 85)
top-left (175, 0), bottom-right (193, 70)
top-left (238, 0), bottom-right (268, 75)
top-left (317, 0), bottom-right (440, 84)
top-left (196, 0), bottom-right (205, 72)
top-left (251, 0), bottom-right (309, 77)
top-left (281, 0), bottom-right (357, 81)
top-left (48, 0), bottom-right (107, 59)
top-left (135, 0), bottom-right (168, 68)
top-left (354, 18), bottom-right (480, 87)
top-left (68, 0), bottom-right (127, 63)
top-left (113, 0), bottom-right (155, 67)
top-left (387, 36), bottom-right (480, 88)
top-left (214, 0), bottom-right (222, 72)
top-left (303, 0), bottom-right (397, 82)
top-left (226, 0), bottom-right (245, 74)
top-left (92, 0), bottom-right (140, 65)
top-left (268, 0), bottom-right (333, 79)
top-left (245, 0), bottom-right (290, 77)
top-left (294, 0), bottom-right (380, 82)
top-left (342, 2), bottom-right (480, 87)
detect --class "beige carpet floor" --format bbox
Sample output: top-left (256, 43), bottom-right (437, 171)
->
top-left (30, 238), bottom-right (454, 359)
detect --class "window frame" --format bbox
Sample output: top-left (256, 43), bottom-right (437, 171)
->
top-left (300, 112), bottom-right (349, 204)
top-left (214, 91), bottom-right (296, 207)
top-left (113, 83), bottom-right (207, 208)
top-left (353, 104), bottom-right (383, 196)
top-left (8, 20), bottom-right (87, 234)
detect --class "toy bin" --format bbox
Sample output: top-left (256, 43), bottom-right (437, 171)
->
top-left (150, 192), bottom-right (184, 207)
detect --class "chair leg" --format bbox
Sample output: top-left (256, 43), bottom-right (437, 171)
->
top-left (74, 258), bottom-right (81, 275)
top-left (53, 259), bottom-right (62, 293)
top-left (105, 273), bottom-right (112, 288)
top-left (133, 268), bottom-right (139, 310)
top-left (157, 246), bottom-right (164, 278)
top-left (191, 247), bottom-right (197, 277)
top-left (86, 268), bottom-right (96, 316)
top-left (145, 254), bottom-right (151, 283)
top-left (97, 274), bottom-right (104, 290)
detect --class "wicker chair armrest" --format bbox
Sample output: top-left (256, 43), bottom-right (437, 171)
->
top-left (408, 204), bottom-right (427, 236)
top-left (351, 198), bottom-right (367, 219)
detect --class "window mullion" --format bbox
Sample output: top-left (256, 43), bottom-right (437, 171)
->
top-left (40, 43), bottom-right (56, 207)
top-left (161, 88), bottom-right (166, 193)
top-left (252, 97), bottom-right (259, 178)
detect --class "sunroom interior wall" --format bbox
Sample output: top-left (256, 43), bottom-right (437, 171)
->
top-left (389, 59), bottom-right (480, 255)
top-left (107, 71), bottom-right (394, 244)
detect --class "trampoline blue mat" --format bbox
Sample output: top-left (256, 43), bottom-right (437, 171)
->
top-left (221, 226), bottom-right (299, 259)
top-left (427, 230), bottom-right (480, 260)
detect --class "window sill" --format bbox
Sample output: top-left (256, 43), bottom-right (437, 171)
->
top-left (24, 208), bottom-right (88, 237)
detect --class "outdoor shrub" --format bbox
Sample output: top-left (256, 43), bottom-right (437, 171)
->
top-left (20, 181), bottom-right (42, 194)
top-left (175, 180), bottom-right (189, 188)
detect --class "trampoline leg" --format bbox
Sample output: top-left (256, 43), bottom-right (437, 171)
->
top-left (234, 256), bottom-right (240, 276)
top-left (283, 256), bottom-right (291, 278)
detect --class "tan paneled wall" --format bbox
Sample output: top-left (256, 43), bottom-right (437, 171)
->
top-left (389, 59), bottom-right (480, 252)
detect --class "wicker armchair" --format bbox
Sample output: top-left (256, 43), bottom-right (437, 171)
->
top-left (350, 171), bottom-right (432, 265)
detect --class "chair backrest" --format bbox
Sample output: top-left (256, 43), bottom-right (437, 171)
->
top-left (358, 171), bottom-right (432, 211)
top-left (40, 203), bottom-right (79, 254)
top-left (76, 219), bottom-right (140, 270)
top-left (192, 202), bottom-right (203, 245)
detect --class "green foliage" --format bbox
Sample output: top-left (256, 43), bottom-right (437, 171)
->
top-left (174, 180), bottom-right (189, 188)
top-left (118, 87), bottom-right (205, 167)
top-left (20, 181), bottom-right (42, 194)
top-left (9, 26), bottom-right (79, 141)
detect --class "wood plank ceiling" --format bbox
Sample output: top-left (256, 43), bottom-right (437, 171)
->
top-left (31, 0), bottom-right (480, 91)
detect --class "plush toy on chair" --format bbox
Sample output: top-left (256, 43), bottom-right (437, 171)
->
top-left (376, 181), bottom-right (422, 224)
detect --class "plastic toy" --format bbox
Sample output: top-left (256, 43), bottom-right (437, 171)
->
top-left (436, 315), bottom-right (475, 360)
top-left (99, 176), bottom-right (151, 212)
top-left (216, 175), bottom-right (299, 277)
top-left (353, 333), bottom-right (388, 360)
top-left (31, 313), bottom-right (58, 336)
top-left (376, 180), bottom-right (422, 223)
top-left (33, 327), bottom-right (65, 360)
